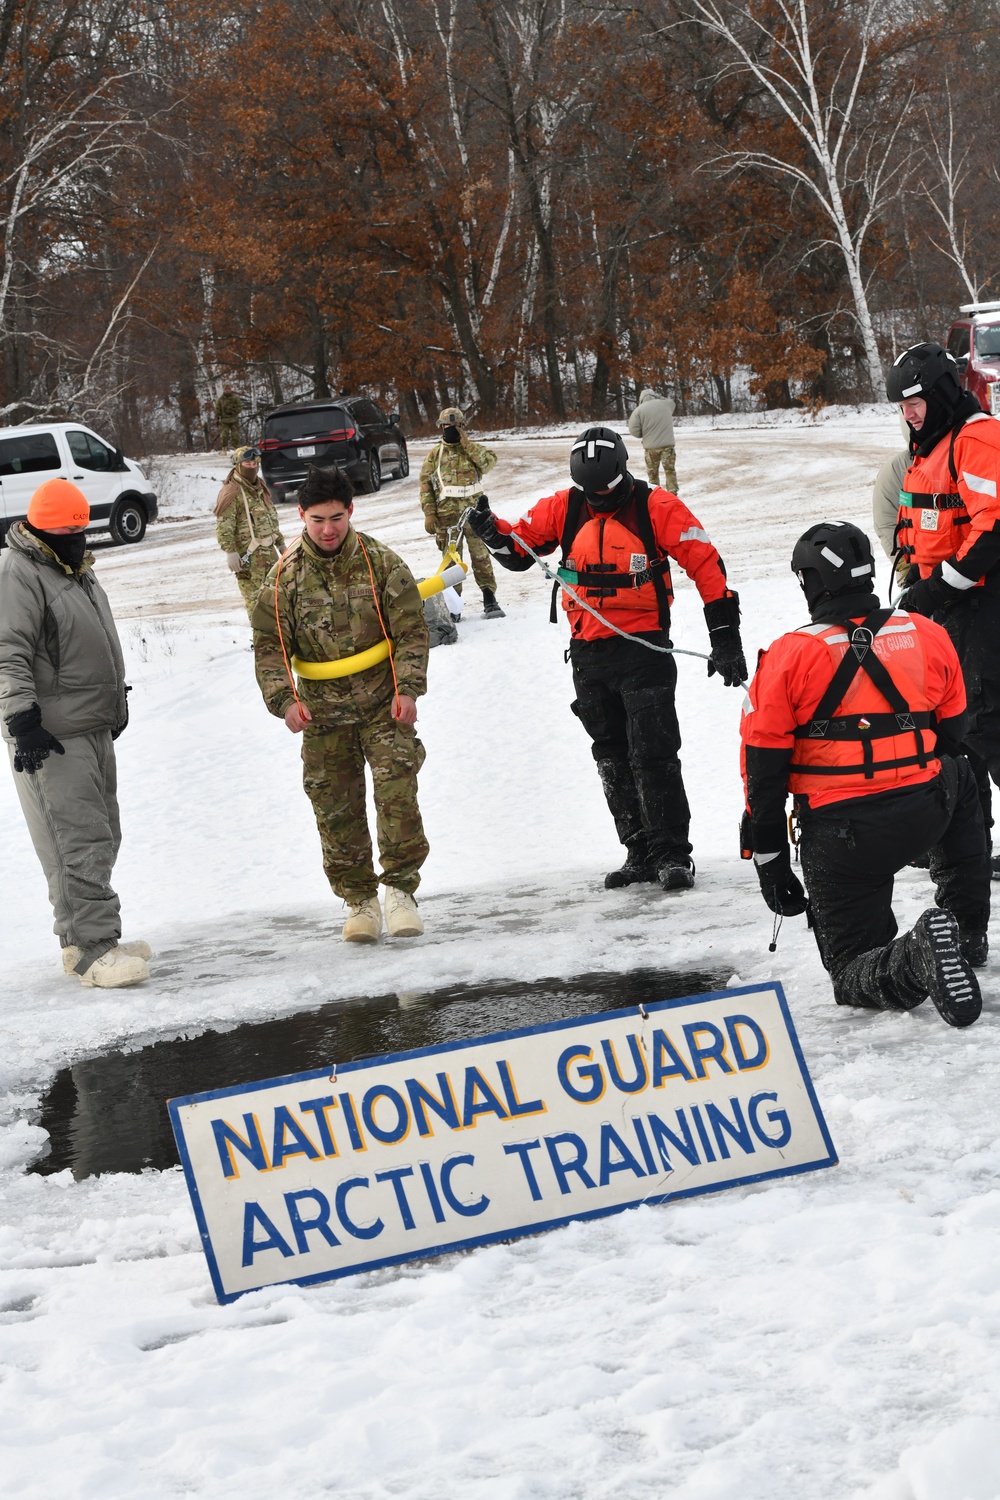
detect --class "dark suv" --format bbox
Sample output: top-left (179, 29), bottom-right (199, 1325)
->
top-left (259, 396), bottom-right (409, 502)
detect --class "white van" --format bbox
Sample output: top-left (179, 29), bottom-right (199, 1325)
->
top-left (0, 421), bottom-right (158, 545)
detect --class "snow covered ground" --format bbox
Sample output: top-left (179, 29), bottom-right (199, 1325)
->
top-left (4, 407), bottom-right (1000, 1499)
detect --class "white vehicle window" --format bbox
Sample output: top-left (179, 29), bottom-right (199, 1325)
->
top-left (0, 432), bottom-right (61, 475)
top-left (67, 430), bottom-right (115, 472)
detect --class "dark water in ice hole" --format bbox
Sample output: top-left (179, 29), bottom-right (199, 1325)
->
top-left (30, 967), bottom-right (729, 1180)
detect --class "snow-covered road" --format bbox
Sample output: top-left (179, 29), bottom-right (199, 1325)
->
top-left (4, 408), bottom-right (998, 1499)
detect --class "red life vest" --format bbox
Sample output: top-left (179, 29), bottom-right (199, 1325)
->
top-left (897, 426), bottom-right (971, 574)
top-left (788, 609), bottom-right (940, 800)
top-left (554, 486), bottom-right (673, 633)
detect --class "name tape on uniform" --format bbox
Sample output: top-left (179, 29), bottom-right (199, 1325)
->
top-left (169, 981), bottom-right (837, 1302)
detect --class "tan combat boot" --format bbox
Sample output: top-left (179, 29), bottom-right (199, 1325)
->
top-left (342, 897), bottom-right (383, 944)
top-left (62, 940), bottom-right (152, 976)
top-left (384, 887), bottom-right (424, 938)
top-left (78, 946), bottom-right (150, 988)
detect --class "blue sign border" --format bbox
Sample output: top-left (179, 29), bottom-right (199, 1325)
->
top-left (168, 981), bottom-right (837, 1303)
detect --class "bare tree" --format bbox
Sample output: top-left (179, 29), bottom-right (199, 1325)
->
top-left (921, 84), bottom-right (989, 305)
top-left (683, 0), bottom-right (909, 397)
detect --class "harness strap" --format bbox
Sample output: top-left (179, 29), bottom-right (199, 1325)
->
top-left (899, 492), bottom-right (967, 510)
top-left (632, 482), bottom-right (672, 632)
top-left (797, 608), bottom-right (929, 778)
top-left (557, 556), bottom-right (673, 590)
top-left (550, 488), bottom-right (587, 623)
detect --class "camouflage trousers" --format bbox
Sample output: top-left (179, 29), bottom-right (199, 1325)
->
top-left (235, 545), bottom-right (282, 621)
top-left (302, 711), bottom-right (429, 902)
top-left (219, 420), bottom-right (240, 449)
top-left (644, 445), bottom-right (678, 493)
top-left (434, 511), bottom-right (497, 594)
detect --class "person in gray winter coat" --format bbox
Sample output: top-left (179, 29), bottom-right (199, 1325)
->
top-left (628, 387), bottom-right (678, 492)
top-left (0, 479), bottom-right (150, 988)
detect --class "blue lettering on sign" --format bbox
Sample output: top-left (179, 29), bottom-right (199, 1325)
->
top-left (297, 1096), bottom-right (338, 1155)
top-left (682, 1023), bottom-right (735, 1079)
top-left (496, 1059), bottom-right (545, 1117)
top-left (749, 1092), bottom-right (792, 1148)
top-left (651, 1030), bottom-right (694, 1085)
top-left (375, 1166), bottom-right (418, 1229)
top-left (462, 1067), bottom-right (509, 1126)
top-left (213, 1113), bottom-right (270, 1179)
top-left (724, 1016), bottom-right (769, 1070)
top-left (405, 1074), bottom-right (460, 1136)
top-left (283, 1189), bottom-right (341, 1252)
top-left (361, 1085), bottom-right (410, 1145)
top-left (440, 1155), bottom-right (490, 1216)
top-left (601, 1035), bottom-right (648, 1093)
top-left (598, 1123), bottom-right (647, 1185)
top-left (270, 1105), bottom-right (321, 1169)
top-left (545, 1132), bottom-right (597, 1193)
top-left (335, 1177), bottom-right (384, 1239)
top-left (705, 1098), bottom-right (754, 1159)
top-left (241, 1201), bottom-right (293, 1265)
top-left (647, 1109), bottom-right (700, 1169)
top-left (503, 1139), bottom-right (544, 1200)
top-left (557, 1046), bottom-right (606, 1103)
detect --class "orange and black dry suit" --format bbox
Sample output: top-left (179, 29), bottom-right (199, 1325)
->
top-left (741, 603), bottom-right (989, 1009)
top-left (491, 482), bottom-right (736, 871)
top-left (897, 406), bottom-right (1000, 810)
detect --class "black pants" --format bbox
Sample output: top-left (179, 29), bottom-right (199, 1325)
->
top-left (799, 758), bottom-right (990, 1009)
top-left (570, 632), bottom-right (691, 867)
top-left (940, 589), bottom-right (1000, 835)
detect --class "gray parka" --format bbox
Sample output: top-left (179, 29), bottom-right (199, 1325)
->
top-left (0, 523), bottom-right (127, 741)
top-left (628, 388), bottom-right (676, 448)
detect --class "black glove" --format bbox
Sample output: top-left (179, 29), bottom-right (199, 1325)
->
top-left (898, 567), bottom-right (967, 617)
top-left (7, 704), bottom-right (65, 774)
top-left (466, 494), bottom-right (501, 547)
top-left (466, 495), bottom-right (534, 572)
top-left (704, 593), bottom-right (748, 687)
top-left (753, 847), bottom-right (807, 916)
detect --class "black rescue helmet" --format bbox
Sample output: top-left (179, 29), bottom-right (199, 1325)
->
top-left (791, 521), bottom-right (875, 599)
top-left (885, 342), bottom-right (962, 408)
top-left (570, 426), bottom-right (633, 510)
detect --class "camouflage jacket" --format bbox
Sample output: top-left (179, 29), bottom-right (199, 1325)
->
top-left (419, 438), bottom-right (497, 515)
top-left (215, 471), bottom-right (285, 558)
top-left (215, 391), bottom-right (242, 421)
top-left (251, 527), bottom-right (429, 727)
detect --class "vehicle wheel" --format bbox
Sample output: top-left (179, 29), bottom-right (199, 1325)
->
top-left (362, 452), bottom-right (382, 494)
top-left (110, 498), bottom-right (147, 544)
top-left (393, 444), bottom-right (410, 479)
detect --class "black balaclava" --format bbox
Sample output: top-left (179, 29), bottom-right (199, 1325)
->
top-left (25, 521), bottom-right (87, 572)
top-left (910, 371), bottom-right (980, 457)
top-left (799, 568), bottom-right (880, 624)
top-left (442, 424), bottom-right (461, 444)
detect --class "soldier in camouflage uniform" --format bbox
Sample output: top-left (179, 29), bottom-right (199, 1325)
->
top-left (215, 386), bottom-right (242, 449)
top-left (215, 445), bottom-right (287, 619)
top-left (252, 463), bottom-right (430, 943)
top-left (419, 406), bottom-right (505, 618)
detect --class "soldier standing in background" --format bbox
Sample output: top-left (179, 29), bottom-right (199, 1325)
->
top-left (419, 406), bottom-right (505, 619)
top-left (215, 445), bottom-right (287, 619)
top-left (215, 385), bottom-right (242, 449)
top-left (628, 387), bottom-right (679, 493)
top-left (252, 464), bottom-right (430, 944)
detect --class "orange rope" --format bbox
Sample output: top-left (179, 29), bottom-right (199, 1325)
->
top-left (272, 538), bottom-right (305, 716)
top-left (357, 533), bottom-right (402, 715)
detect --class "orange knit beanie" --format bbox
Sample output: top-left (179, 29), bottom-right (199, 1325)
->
top-left (27, 478), bottom-right (90, 529)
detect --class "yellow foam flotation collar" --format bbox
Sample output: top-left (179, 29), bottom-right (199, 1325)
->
top-left (291, 562), bottom-right (467, 680)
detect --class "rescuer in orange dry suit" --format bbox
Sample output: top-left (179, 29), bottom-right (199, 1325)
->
top-left (888, 342), bottom-right (1000, 873)
top-left (741, 520), bottom-right (989, 1028)
top-left (467, 426), bottom-right (746, 892)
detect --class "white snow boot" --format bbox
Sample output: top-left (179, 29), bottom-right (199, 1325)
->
top-left (78, 946), bottom-right (150, 989)
top-left (62, 940), bottom-right (152, 976)
top-left (342, 897), bottom-right (383, 943)
top-left (384, 887), bottom-right (424, 937)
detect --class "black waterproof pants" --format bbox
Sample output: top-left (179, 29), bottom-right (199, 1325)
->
top-left (570, 632), bottom-right (691, 867)
top-left (798, 757), bottom-right (990, 1010)
top-left (939, 588), bottom-right (1000, 835)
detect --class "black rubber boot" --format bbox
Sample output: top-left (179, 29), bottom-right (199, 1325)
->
top-left (657, 857), bottom-right (696, 891)
top-left (482, 589), bottom-right (505, 619)
top-left (605, 846), bottom-right (658, 889)
top-left (905, 908), bottom-right (982, 1027)
top-left (960, 929), bottom-right (989, 968)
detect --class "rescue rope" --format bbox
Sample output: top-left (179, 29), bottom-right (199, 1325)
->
top-left (357, 533), bottom-right (402, 716)
top-left (506, 526), bottom-right (748, 689)
top-left (291, 566), bottom-right (467, 679)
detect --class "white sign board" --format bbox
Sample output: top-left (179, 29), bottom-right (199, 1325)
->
top-left (169, 981), bottom-right (836, 1303)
